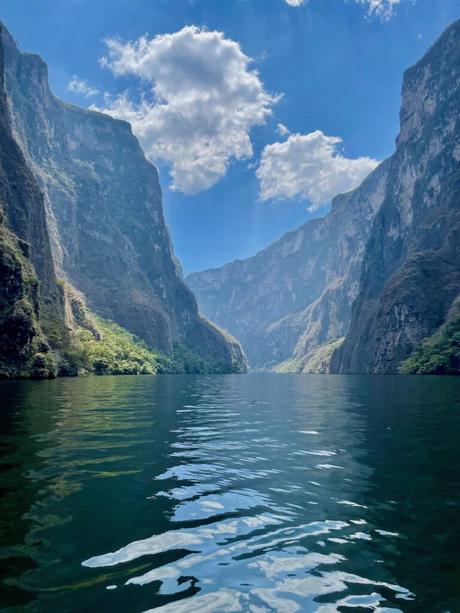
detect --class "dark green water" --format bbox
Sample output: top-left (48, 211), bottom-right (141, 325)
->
top-left (0, 375), bottom-right (459, 612)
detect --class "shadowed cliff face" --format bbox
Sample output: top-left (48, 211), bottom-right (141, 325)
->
top-left (0, 25), bottom-right (245, 371)
top-left (332, 19), bottom-right (460, 374)
top-left (0, 23), bottom-right (66, 377)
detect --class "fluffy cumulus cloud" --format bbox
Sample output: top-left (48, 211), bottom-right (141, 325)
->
top-left (96, 26), bottom-right (278, 194)
top-left (68, 76), bottom-right (99, 97)
top-left (284, 0), bottom-right (306, 6)
top-left (256, 130), bottom-right (378, 210)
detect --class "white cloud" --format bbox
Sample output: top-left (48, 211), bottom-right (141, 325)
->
top-left (256, 130), bottom-right (378, 210)
top-left (96, 26), bottom-right (278, 195)
top-left (283, 0), bottom-right (403, 20)
top-left (277, 123), bottom-right (290, 137)
top-left (68, 76), bottom-right (99, 98)
top-left (356, 0), bottom-right (401, 20)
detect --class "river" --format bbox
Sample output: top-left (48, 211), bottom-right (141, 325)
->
top-left (0, 374), bottom-right (459, 611)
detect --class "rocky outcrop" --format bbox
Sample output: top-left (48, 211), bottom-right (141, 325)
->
top-left (332, 19), bottom-right (460, 373)
top-left (0, 23), bottom-right (246, 373)
top-left (187, 139), bottom-right (389, 371)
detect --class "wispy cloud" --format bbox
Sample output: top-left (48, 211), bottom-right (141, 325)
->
top-left (284, 0), bottom-right (307, 6)
top-left (355, 0), bottom-right (401, 21)
top-left (95, 27), bottom-right (279, 195)
top-left (256, 130), bottom-right (378, 210)
top-left (68, 76), bottom-right (99, 98)
top-left (283, 0), bottom-right (404, 20)
top-left (277, 123), bottom-right (290, 137)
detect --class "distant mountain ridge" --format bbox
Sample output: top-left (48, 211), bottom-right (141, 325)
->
top-left (187, 160), bottom-right (388, 371)
top-left (187, 20), bottom-right (460, 374)
top-left (0, 22), bottom-right (246, 377)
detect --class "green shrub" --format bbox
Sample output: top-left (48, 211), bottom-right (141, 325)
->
top-left (164, 342), bottom-right (240, 374)
top-left (30, 351), bottom-right (57, 379)
top-left (57, 314), bottom-right (238, 377)
top-left (401, 317), bottom-right (460, 375)
top-left (71, 317), bottom-right (161, 375)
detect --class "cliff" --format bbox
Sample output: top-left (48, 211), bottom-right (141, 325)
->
top-left (186, 133), bottom-right (389, 371)
top-left (0, 24), bottom-right (67, 377)
top-left (0, 23), bottom-right (246, 374)
top-left (332, 19), bottom-right (460, 373)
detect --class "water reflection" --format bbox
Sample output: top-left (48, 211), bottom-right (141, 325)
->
top-left (0, 374), bottom-right (459, 611)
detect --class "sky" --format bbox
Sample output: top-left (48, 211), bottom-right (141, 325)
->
top-left (1, 0), bottom-right (459, 274)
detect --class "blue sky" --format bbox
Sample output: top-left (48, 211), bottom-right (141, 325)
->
top-left (1, 0), bottom-right (459, 273)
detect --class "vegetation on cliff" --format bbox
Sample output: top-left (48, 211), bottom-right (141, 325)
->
top-left (401, 317), bottom-right (460, 375)
top-left (62, 317), bottom-right (160, 375)
top-left (49, 307), bottom-right (244, 375)
top-left (0, 241), bottom-right (243, 378)
top-left (60, 315), bottom-right (243, 376)
top-left (0, 225), bottom-right (56, 378)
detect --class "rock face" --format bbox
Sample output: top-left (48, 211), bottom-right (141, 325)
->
top-left (187, 140), bottom-right (389, 371)
top-left (188, 20), bottom-right (460, 374)
top-left (332, 19), bottom-right (460, 373)
top-left (0, 24), bottom-right (246, 373)
top-left (0, 24), bottom-right (66, 377)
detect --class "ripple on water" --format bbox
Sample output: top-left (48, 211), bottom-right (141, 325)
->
top-left (4, 374), bottom-right (456, 611)
top-left (83, 512), bottom-right (412, 611)
top-left (77, 376), bottom-right (418, 611)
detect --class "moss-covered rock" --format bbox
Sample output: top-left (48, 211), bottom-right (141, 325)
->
top-left (0, 228), bottom-right (39, 376)
top-left (30, 351), bottom-right (57, 379)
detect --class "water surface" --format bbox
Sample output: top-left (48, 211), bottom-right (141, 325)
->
top-left (0, 374), bottom-right (459, 611)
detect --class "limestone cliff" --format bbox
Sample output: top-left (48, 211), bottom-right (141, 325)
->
top-left (332, 19), bottom-right (460, 373)
top-left (0, 24), bottom-right (246, 373)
